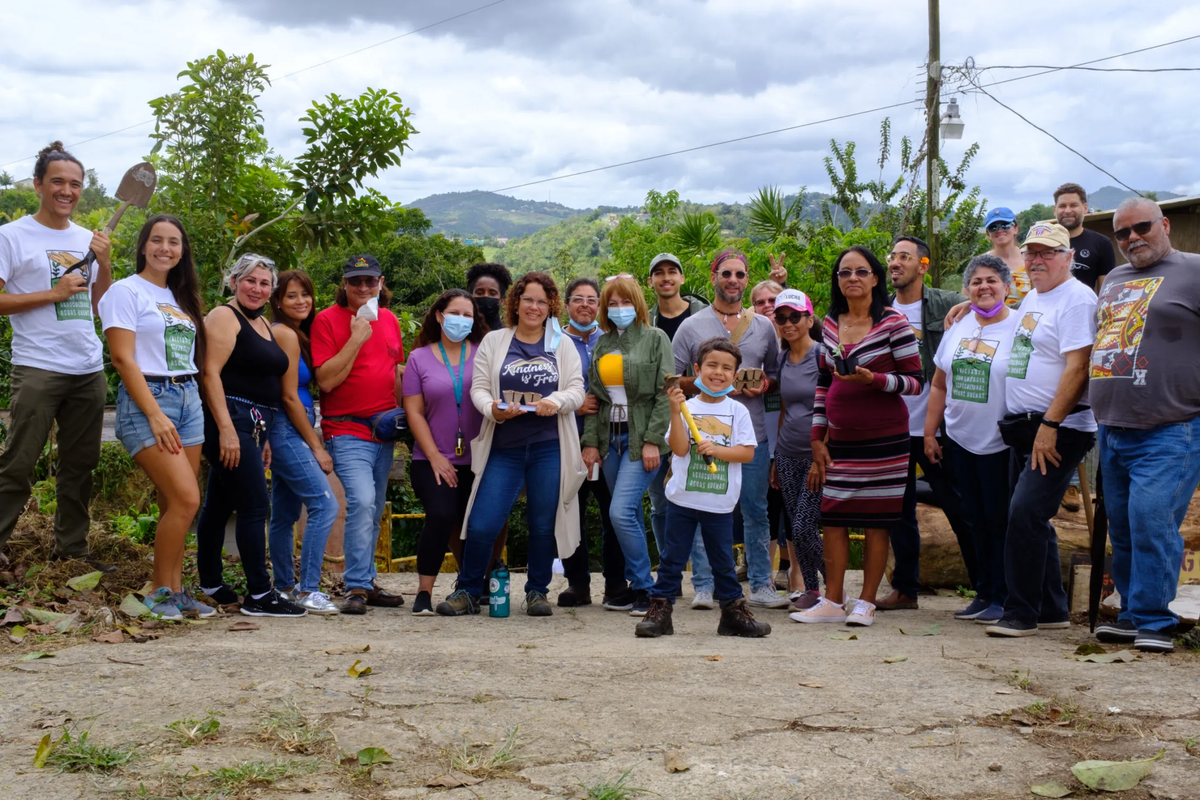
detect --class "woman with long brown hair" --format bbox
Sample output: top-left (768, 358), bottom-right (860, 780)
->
top-left (266, 270), bottom-right (339, 614)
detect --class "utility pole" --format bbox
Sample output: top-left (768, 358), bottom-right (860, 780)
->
top-left (925, 0), bottom-right (941, 287)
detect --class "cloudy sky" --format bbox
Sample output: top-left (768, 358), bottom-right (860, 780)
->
top-left (3, 0), bottom-right (1198, 214)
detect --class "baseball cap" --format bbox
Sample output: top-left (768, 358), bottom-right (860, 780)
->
top-left (984, 207), bottom-right (1016, 228)
top-left (648, 253), bottom-right (682, 275)
top-left (344, 254), bottom-right (382, 278)
top-left (774, 288), bottom-right (813, 314)
top-left (1022, 221), bottom-right (1071, 250)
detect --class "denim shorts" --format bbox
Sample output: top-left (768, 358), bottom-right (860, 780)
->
top-left (115, 379), bottom-right (205, 457)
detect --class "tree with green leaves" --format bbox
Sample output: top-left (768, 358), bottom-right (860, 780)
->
top-left (0, 171), bottom-right (13, 189)
top-left (747, 186), bottom-right (809, 241)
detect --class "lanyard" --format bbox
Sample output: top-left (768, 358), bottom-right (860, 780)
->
top-left (438, 340), bottom-right (467, 456)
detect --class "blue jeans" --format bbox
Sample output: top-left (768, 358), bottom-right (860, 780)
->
top-left (1101, 419), bottom-right (1200, 632)
top-left (648, 459), bottom-right (712, 590)
top-left (651, 501), bottom-right (743, 604)
top-left (460, 440), bottom-right (560, 597)
top-left (602, 433), bottom-right (658, 591)
top-left (740, 439), bottom-right (773, 592)
top-left (1003, 427), bottom-right (1094, 625)
top-left (327, 435), bottom-right (394, 592)
top-left (944, 438), bottom-right (1008, 606)
top-left (268, 407), bottom-right (338, 593)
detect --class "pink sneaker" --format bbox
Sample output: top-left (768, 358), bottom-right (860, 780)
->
top-left (789, 590), bottom-right (821, 611)
top-left (845, 599), bottom-right (876, 627)
top-left (789, 598), bottom-right (847, 624)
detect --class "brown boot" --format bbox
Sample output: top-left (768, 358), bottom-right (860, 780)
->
top-left (717, 598), bottom-right (771, 637)
top-left (365, 584), bottom-right (405, 607)
top-left (634, 597), bottom-right (674, 638)
top-left (875, 589), bottom-right (919, 610)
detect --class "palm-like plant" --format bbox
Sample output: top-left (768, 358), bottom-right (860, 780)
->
top-left (668, 210), bottom-right (720, 261)
top-left (748, 186), bottom-right (807, 240)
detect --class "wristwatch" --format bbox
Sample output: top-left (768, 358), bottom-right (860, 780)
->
top-left (1040, 418), bottom-right (1062, 429)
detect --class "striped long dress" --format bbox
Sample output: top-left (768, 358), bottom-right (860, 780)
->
top-left (811, 310), bottom-right (924, 527)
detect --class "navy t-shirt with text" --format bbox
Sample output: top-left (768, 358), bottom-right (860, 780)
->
top-left (492, 336), bottom-right (560, 448)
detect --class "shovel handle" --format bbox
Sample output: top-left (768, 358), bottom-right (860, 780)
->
top-left (678, 402), bottom-right (717, 473)
top-left (64, 201), bottom-right (131, 275)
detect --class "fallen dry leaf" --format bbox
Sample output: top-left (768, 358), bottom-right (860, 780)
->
top-left (704, 655), bottom-right (722, 662)
top-left (322, 645), bottom-right (370, 655)
top-left (141, 619), bottom-right (164, 630)
top-left (425, 771), bottom-right (483, 788)
top-left (347, 660), bottom-right (373, 678)
top-left (2, 607), bottom-right (23, 625)
top-left (828, 633), bottom-right (858, 640)
top-left (798, 682), bottom-right (823, 689)
top-left (1030, 781), bottom-right (1072, 798)
top-left (65, 571), bottom-right (102, 591)
top-left (92, 631), bottom-right (124, 644)
top-left (883, 655), bottom-right (908, 663)
top-left (1072, 751), bottom-right (1163, 791)
top-left (663, 749), bottom-right (690, 773)
top-left (227, 621), bottom-right (260, 632)
top-left (1074, 650), bottom-right (1138, 664)
top-left (34, 716), bottom-right (68, 729)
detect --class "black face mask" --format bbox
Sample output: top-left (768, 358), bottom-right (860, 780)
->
top-left (235, 301), bottom-right (267, 321)
top-left (476, 296), bottom-right (503, 330)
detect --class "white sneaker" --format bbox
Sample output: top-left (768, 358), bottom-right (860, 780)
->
top-left (691, 590), bottom-right (714, 610)
top-left (747, 586), bottom-right (789, 608)
top-left (845, 599), bottom-right (876, 627)
top-left (296, 591), bottom-right (340, 615)
top-left (789, 597), bottom-right (847, 624)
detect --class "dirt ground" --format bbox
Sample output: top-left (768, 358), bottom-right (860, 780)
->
top-left (1, 570), bottom-right (1198, 800)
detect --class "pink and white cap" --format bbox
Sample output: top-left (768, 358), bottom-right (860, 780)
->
top-left (774, 288), bottom-right (813, 314)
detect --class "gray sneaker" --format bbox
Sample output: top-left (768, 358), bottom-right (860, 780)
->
top-left (296, 591), bottom-right (340, 615)
top-left (144, 587), bottom-right (183, 621)
top-left (278, 588), bottom-right (299, 603)
top-left (173, 590), bottom-right (216, 618)
top-left (747, 586), bottom-right (789, 609)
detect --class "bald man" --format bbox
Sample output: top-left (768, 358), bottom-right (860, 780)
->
top-left (1090, 197), bottom-right (1200, 654)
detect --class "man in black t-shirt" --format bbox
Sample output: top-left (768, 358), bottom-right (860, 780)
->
top-left (1054, 182), bottom-right (1116, 293)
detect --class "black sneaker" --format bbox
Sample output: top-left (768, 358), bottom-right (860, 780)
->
top-left (985, 617), bottom-right (1037, 637)
top-left (526, 590), bottom-right (553, 617)
top-left (240, 589), bottom-right (308, 617)
top-left (204, 585), bottom-right (241, 606)
top-left (1134, 628), bottom-right (1174, 653)
top-left (557, 585), bottom-right (592, 607)
top-left (411, 591), bottom-right (435, 616)
top-left (436, 589), bottom-right (480, 616)
top-left (602, 588), bottom-right (636, 611)
top-left (1038, 617), bottom-right (1071, 630)
top-left (629, 590), bottom-right (651, 617)
top-left (1095, 618), bottom-right (1137, 643)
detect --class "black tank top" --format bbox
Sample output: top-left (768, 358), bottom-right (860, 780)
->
top-left (221, 305), bottom-right (289, 406)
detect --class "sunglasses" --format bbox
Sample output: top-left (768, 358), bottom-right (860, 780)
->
top-left (1114, 218), bottom-right (1162, 242)
top-left (346, 276), bottom-right (380, 288)
top-left (717, 269), bottom-right (747, 280)
top-left (774, 310), bottom-right (810, 325)
top-left (987, 221), bottom-right (1015, 233)
top-left (837, 268), bottom-right (873, 280)
top-left (605, 273), bottom-right (635, 282)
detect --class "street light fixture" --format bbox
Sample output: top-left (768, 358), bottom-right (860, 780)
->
top-left (940, 98), bottom-right (964, 140)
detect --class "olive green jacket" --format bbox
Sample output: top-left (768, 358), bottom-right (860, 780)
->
top-left (581, 322), bottom-right (674, 460)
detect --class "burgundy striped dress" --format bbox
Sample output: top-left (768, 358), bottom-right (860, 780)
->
top-left (810, 310), bottom-right (924, 527)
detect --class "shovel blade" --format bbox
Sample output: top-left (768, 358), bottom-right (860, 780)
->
top-left (114, 162), bottom-right (157, 208)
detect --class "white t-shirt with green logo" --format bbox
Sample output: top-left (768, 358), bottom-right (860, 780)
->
top-left (0, 215), bottom-right (101, 374)
top-left (98, 275), bottom-right (197, 376)
top-left (934, 312), bottom-right (1019, 455)
top-left (665, 395), bottom-right (757, 514)
top-left (1004, 277), bottom-right (1098, 433)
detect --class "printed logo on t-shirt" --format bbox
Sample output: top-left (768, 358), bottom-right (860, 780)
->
top-left (1006, 312), bottom-right (1042, 380)
top-left (685, 412), bottom-right (733, 494)
top-left (1080, 250), bottom-right (1091, 259)
top-left (1006, 267), bottom-right (1031, 308)
top-left (950, 334), bottom-right (1000, 403)
top-left (1091, 276), bottom-right (1163, 384)
top-left (157, 303), bottom-right (196, 372)
top-left (764, 392), bottom-right (782, 413)
top-left (501, 355), bottom-right (559, 389)
top-left (47, 250), bottom-right (90, 322)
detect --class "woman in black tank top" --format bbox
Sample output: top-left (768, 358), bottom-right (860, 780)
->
top-left (195, 254), bottom-right (306, 618)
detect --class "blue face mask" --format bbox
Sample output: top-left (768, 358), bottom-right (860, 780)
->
top-left (695, 376), bottom-right (734, 398)
top-left (608, 306), bottom-right (637, 330)
top-left (441, 313), bottom-right (474, 343)
top-left (571, 317), bottom-right (599, 333)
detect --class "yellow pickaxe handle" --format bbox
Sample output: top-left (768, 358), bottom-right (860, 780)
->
top-left (679, 402), bottom-right (718, 473)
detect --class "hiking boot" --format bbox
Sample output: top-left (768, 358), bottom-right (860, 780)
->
top-left (202, 585), bottom-right (241, 606)
top-left (240, 589), bottom-right (307, 617)
top-left (296, 591), bottom-right (340, 615)
top-left (173, 590), bottom-right (216, 618)
top-left (365, 584), bottom-right (405, 607)
top-left (144, 587), bottom-right (183, 621)
top-left (1095, 618), bottom-right (1137, 644)
top-left (557, 584), bottom-right (592, 607)
top-left (1060, 485), bottom-right (1082, 513)
top-left (602, 588), bottom-right (637, 611)
top-left (411, 591), bottom-right (435, 616)
top-left (747, 586), bottom-right (789, 608)
top-left (876, 589), bottom-right (919, 610)
top-left (436, 588), bottom-right (480, 616)
top-left (341, 589), bottom-right (369, 615)
top-left (634, 597), bottom-right (674, 638)
top-left (718, 598), bottom-right (771, 637)
top-left (691, 590), bottom-right (715, 610)
top-left (526, 590), bottom-right (553, 617)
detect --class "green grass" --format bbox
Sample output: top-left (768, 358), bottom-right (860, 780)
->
top-left (449, 726), bottom-right (520, 778)
top-left (45, 730), bottom-right (136, 773)
top-left (580, 767), bottom-right (650, 799)
top-left (209, 759), bottom-right (319, 792)
top-left (259, 702), bottom-right (331, 755)
top-left (165, 711), bottom-right (222, 746)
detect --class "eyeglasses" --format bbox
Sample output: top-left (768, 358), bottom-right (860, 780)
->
top-left (752, 296), bottom-right (777, 307)
top-left (605, 273), bottom-right (635, 282)
top-left (346, 276), bottom-right (380, 288)
top-left (1024, 248), bottom-right (1070, 263)
top-left (837, 268), bottom-right (873, 280)
top-left (567, 295), bottom-right (598, 306)
top-left (986, 221), bottom-right (1015, 233)
top-left (717, 269), bottom-right (747, 280)
top-left (774, 310), bottom-right (810, 325)
top-left (887, 251), bottom-right (918, 263)
top-left (1114, 218), bottom-right (1162, 242)
top-left (519, 296), bottom-right (549, 309)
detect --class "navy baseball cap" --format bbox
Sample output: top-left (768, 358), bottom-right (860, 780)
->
top-left (344, 254), bottom-right (382, 278)
top-left (984, 207), bottom-right (1016, 228)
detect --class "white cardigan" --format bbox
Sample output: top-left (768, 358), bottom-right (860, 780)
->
top-left (459, 325), bottom-right (587, 557)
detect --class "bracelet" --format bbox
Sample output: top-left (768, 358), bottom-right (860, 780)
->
top-left (1040, 418), bottom-right (1061, 430)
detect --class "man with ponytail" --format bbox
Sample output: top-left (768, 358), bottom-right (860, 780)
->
top-left (0, 142), bottom-right (114, 569)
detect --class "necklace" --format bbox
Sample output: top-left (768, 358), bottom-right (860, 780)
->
top-left (714, 305), bottom-right (742, 326)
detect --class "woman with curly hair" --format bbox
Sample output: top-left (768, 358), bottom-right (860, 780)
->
top-left (437, 272), bottom-right (586, 618)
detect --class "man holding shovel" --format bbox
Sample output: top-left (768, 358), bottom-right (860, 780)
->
top-left (0, 143), bottom-right (114, 569)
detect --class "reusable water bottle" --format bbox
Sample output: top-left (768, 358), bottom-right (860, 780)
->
top-left (489, 562), bottom-right (511, 618)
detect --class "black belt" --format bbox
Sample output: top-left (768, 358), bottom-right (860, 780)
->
top-left (144, 374), bottom-right (196, 385)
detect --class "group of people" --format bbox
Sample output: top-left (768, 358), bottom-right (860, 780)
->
top-left (1, 144), bottom-right (1196, 651)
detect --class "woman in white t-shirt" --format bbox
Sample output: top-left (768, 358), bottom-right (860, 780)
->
top-left (99, 215), bottom-right (209, 620)
top-left (924, 254), bottom-right (1019, 626)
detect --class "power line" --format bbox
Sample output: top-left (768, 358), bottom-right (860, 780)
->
top-left (978, 65), bottom-right (1200, 73)
top-left (0, 0), bottom-right (508, 170)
